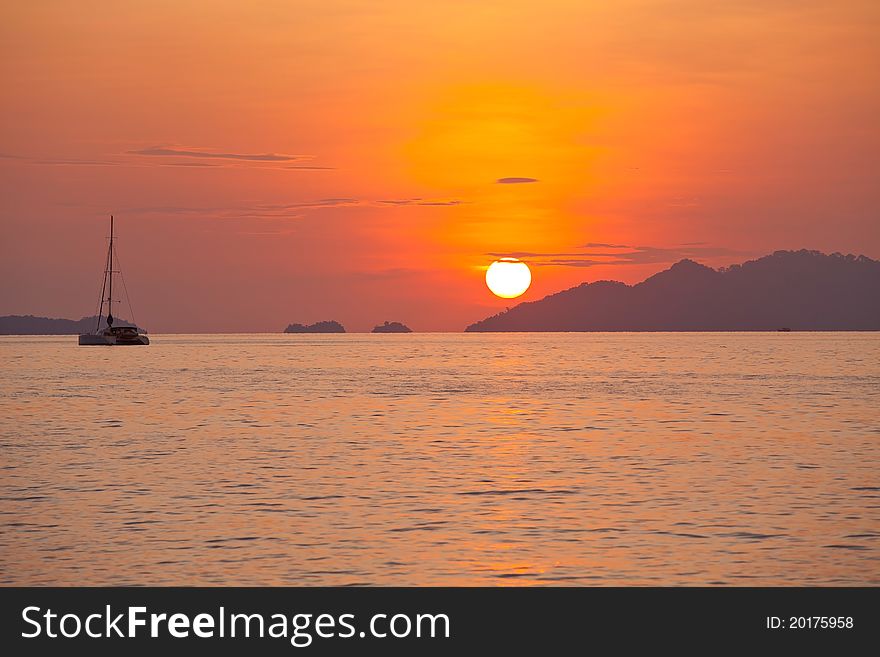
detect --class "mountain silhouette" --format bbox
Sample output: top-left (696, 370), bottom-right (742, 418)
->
top-left (465, 250), bottom-right (880, 332)
top-left (0, 315), bottom-right (138, 335)
top-left (284, 320), bottom-right (346, 333)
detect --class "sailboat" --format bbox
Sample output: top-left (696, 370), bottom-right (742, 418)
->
top-left (78, 216), bottom-right (150, 345)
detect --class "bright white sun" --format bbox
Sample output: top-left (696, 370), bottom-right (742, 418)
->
top-left (485, 258), bottom-right (532, 298)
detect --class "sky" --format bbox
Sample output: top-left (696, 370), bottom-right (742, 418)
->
top-left (1, 0), bottom-right (878, 332)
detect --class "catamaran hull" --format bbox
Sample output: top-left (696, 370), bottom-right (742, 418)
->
top-left (78, 333), bottom-right (150, 346)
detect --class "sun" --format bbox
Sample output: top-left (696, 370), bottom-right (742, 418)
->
top-left (485, 258), bottom-right (532, 298)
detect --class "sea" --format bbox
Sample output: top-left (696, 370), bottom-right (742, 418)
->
top-left (1, 333), bottom-right (878, 585)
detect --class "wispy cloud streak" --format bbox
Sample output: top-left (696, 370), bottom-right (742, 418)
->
top-left (125, 196), bottom-right (467, 221)
top-left (488, 243), bottom-right (744, 267)
top-left (128, 147), bottom-right (309, 162)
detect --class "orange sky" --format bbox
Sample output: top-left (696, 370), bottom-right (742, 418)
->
top-left (1, 1), bottom-right (878, 331)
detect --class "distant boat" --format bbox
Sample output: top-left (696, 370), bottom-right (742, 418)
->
top-left (78, 216), bottom-right (150, 346)
top-left (777, 327), bottom-right (792, 332)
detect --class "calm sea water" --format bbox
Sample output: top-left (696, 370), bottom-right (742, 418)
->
top-left (1, 333), bottom-right (878, 586)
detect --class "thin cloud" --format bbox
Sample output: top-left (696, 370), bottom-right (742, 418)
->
top-left (0, 151), bottom-right (126, 166)
top-left (496, 177), bottom-right (539, 184)
top-left (128, 147), bottom-right (309, 162)
top-left (157, 161), bottom-right (222, 168)
top-left (487, 251), bottom-right (589, 259)
top-left (32, 158), bottom-right (122, 167)
top-left (377, 198), bottom-right (464, 207)
top-left (583, 242), bottom-right (630, 249)
top-left (1, 151), bottom-right (329, 171)
top-left (488, 244), bottom-right (745, 267)
top-left (124, 196), bottom-right (467, 221)
top-left (313, 198), bottom-right (359, 206)
top-left (535, 259), bottom-right (609, 268)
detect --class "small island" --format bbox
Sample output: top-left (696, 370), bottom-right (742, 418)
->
top-left (284, 320), bottom-right (346, 333)
top-left (371, 321), bottom-right (412, 333)
top-left (0, 315), bottom-right (139, 335)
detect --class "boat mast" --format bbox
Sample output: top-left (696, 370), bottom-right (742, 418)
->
top-left (94, 216), bottom-right (112, 333)
top-left (107, 215), bottom-right (114, 327)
